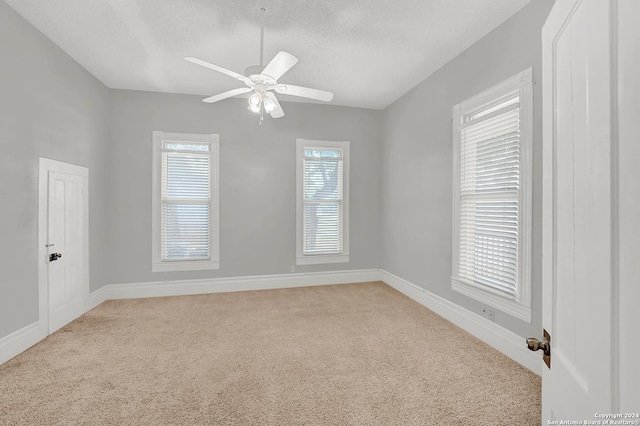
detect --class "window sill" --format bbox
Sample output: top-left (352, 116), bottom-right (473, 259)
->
top-left (451, 276), bottom-right (531, 323)
top-left (296, 254), bottom-right (349, 266)
top-left (152, 260), bottom-right (220, 272)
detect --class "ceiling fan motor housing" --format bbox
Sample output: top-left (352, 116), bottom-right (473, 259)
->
top-left (244, 65), bottom-right (264, 76)
top-left (245, 64), bottom-right (278, 86)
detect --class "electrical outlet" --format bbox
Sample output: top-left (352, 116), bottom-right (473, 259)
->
top-left (290, 265), bottom-right (296, 273)
top-left (482, 308), bottom-right (495, 322)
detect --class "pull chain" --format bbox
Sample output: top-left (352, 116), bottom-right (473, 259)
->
top-left (259, 101), bottom-right (264, 125)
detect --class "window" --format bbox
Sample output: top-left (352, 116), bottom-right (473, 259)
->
top-left (296, 139), bottom-right (350, 265)
top-left (451, 68), bottom-right (533, 322)
top-left (152, 132), bottom-right (219, 272)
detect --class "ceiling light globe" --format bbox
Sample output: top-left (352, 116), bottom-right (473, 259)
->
top-left (263, 97), bottom-right (276, 113)
top-left (248, 92), bottom-right (262, 113)
top-left (248, 102), bottom-right (261, 113)
top-left (248, 93), bottom-right (261, 106)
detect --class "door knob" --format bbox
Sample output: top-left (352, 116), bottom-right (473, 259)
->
top-left (49, 253), bottom-right (63, 262)
top-left (526, 329), bottom-right (551, 368)
top-left (526, 337), bottom-right (550, 355)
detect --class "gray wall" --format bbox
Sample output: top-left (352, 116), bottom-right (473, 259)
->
top-left (107, 91), bottom-right (381, 285)
top-left (0, 1), bottom-right (110, 337)
top-left (379, 0), bottom-right (554, 338)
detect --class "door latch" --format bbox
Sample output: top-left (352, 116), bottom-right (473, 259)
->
top-left (526, 329), bottom-right (551, 368)
top-left (49, 253), bottom-right (62, 262)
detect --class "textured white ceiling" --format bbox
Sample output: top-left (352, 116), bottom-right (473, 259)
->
top-left (5, 0), bottom-right (531, 109)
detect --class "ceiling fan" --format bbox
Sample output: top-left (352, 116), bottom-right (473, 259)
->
top-left (185, 8), bottom-right (334, 122)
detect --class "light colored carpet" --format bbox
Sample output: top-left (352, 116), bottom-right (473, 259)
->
top-left (0, 282), bottom-right (541, 425)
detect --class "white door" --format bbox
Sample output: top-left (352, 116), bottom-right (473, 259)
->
top-left (47, 170), bottom-right (85, 333)
top-left (541, 0), bottom-right (616, 420)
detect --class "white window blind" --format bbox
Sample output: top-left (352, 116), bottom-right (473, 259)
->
top-left (152, 132), bottom-right (219, 272)
top-left (458, 95), bottom-right (520, 298)
top-left (296, 139), bottom-right (350, 265)
top-left (303, 148), bottom-right (344, 255)
top-left (161, 142), bottom-right (211, 261)
top-left (451, 68), bottom-right (533, 323)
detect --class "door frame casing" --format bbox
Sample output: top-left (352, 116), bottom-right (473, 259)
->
top-left (617, 0), bottom-right (640, 411)
top-left (38, 158), bottom-right (89, 336)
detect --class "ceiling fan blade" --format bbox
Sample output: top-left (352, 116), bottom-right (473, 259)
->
top-left (202, 87), bottom-right (252, 103)
top-left (265, 92), bottom-right (285, 118)
top-left (261, 51), bottom-right (299, 81)
top-left (274, 84), bottom-right (334, 102)
top-left (185, 56), bottom-right (250, 84)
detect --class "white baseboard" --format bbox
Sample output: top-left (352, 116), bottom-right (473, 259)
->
top-left (0, 321), bottom-right (45, 366)
top-left (105, 269), bottom-right (380, 300)
top-left (379, 270), bottom-right (542, 376)
top-left (87, 286), bottom-right (108, 311)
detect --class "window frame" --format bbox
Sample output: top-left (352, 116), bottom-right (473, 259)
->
top-left (296, 138), bottom-right (350, 265)
top-left (451, 68), bottom-right (533, 323)
top-left (152, 131), bottom-right (220, 272)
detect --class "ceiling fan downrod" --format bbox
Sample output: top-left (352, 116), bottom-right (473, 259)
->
top-left (257, 7), bottom-right (266, 124)
top-left (259, 7), bottom-right (265, 67)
